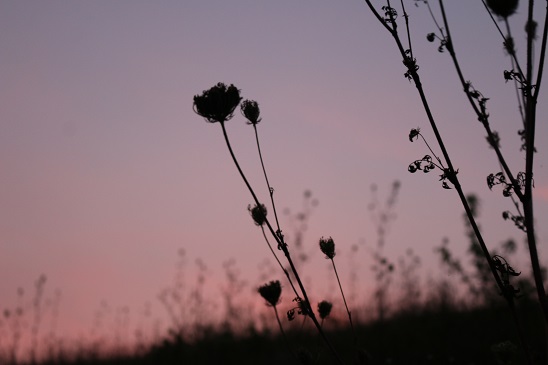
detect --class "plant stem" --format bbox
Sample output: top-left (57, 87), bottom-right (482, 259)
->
top-left (253, 124), bottom-right (282, 234)
top-left (261, 226), bottom-right (299, 298)
top-left (523, 0), bottom-right (548, 327)
top-left (273, 305), bottom-right (296, 360)
top-left (219, 122), bottom-right (345, 365)
top-left (331, 259), bottom-right (357, 346)
top-left (438, 0), bottom-right (524, 201)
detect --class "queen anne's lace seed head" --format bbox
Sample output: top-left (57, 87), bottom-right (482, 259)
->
top-left (319, 236), bottom-right (336, 259)
top-left (486, 0), bottom-right (518, 18)
top-left (248, 204), bottom-right (267, 226)
top-left (241, 99), bottom-right (262, 125)
top-left (193, 83), bottom-right (242, 123)
top-left (258, 280), bottom-right (281, 307)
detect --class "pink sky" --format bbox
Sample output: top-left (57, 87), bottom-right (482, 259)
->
top-left (1, 0), bottom-right (547, 358)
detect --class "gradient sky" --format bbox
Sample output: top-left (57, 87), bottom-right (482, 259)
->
top-left (1, 0), bottom-right (547, 355)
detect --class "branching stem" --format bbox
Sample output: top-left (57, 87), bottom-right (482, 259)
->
top-left (219, 122), bottom-right (345, 365)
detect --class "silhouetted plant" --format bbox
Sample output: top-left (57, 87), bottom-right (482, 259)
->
top-left (317, 301), bottom-right (333, 327)
top-left (318, 237), bottom-right (356, 344)
top-left (362, 0), bottom-right (547, 362)
top-left (193, 83), bottom-right (345, 364)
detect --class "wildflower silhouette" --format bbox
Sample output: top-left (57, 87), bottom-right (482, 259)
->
top-left (193, 83), bottom-right (345, 364)
top-left (248, 203), bottom-right (267, 226)
top-left (193, 82), bottom-right (241, 123)
top-left (362, 0), bottom-right (547, 362)
top-left (258, 280), bottom-right (281, 307)
top-left (317, 300), bottom-right (333, 327)
top-left (240, 99), bottom-right (262, 125)
top-left (258, 281), bottom-right (295, 360)
top-left (319, 237), bottom-right (357, 344)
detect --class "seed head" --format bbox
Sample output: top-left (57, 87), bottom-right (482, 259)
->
top-left (241, 99), bottom-right (262, 125)
top-left (193, 83), bottom-right (242, 123)
top-left (486, 0), bottom-right (519, 18)
top-left (319, 236), bottom-right (336, 259)
top-left (248, 204), bottom-right (267, 226)
top-left (258, 280), bottom-right (281, 307)
top-left (317, 300), bottom-right (333, 320)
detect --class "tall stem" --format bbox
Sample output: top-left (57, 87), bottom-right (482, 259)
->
top-left (253, 124), bottom-right (282, 234)
top-left (261, 226), bottom-right (299, 298)
top-left (331, 259), bottom-right (357, 345)
top-left (273, 305), bottom-right (296, 360)
top-left (219, 122), bottom-right (345, 365)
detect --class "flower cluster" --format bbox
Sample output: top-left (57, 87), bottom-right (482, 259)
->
top-left (240, 99), bottom-right (261, 125)
top-left (319, 237), bottom-right (336, 259)
top-left (317, 300), bottom-right (333, 320)
top-left (258, 280), bottom-right (281, 307)
top-left (248, 204), bottom-right (267, 226)
top-left (193, 82), bottom-right (242, 123)
top-left (486, 0), bottom-right (518, 18)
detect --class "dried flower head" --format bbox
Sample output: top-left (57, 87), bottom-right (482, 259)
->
top-left (319, 236), bottom-right (336, 259)
top-left (317, 300), bottom-right (333, 320)
top-left (193, 83), bottom-right (242, 123)
top-left (486, 0), bottom-right (518, 18)
top-left (258, 280), bottom-right (281, 307)
top-left (409, 128), bottom-right (420, 142)
top-left (248, 204), bottom-right (267, 226)
top-left (241, 99), bottom-right (262, 125)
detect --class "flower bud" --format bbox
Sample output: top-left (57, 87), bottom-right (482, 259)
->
top-left (258, 280), bottom-right (281, 306)
top-left (248, 204), bottom-right (267, 226)
top-left (241, 99), bottom-right (262, 125)
top-left (317, 300), bottom-right (333, 320)
top-left (319, 236), bottom-right (336, 259)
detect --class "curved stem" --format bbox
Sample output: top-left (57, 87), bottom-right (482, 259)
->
top-left (219, 122), bottom-right (345, 364)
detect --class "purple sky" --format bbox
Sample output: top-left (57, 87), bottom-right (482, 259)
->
top-left (1, 0), bottom-right (547, 356)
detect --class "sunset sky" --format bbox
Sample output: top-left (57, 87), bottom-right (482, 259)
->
top-left (1, 0), bottom-right (547, 354)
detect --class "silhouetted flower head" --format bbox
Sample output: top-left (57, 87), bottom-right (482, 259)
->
top-left (409, 128), bottom-right (420, 142)
top-left (193, 83), bottom-right (242, 123)
top-left (319, 236), bottom-right (336, 259)
top-left (258, 280), bottom-right (281, 306)
top-left (486, 0), bottom-right (518, 18)
top-left (248, 204), bottom-right (267, 226)
top-left (241, 99), bottom-right (262, 125)
top-left (317, 300), bottom-right (333, 320)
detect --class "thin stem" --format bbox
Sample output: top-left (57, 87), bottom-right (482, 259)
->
top-left (523, 0), bottom-right (548, 326)
top-left (364, 0), bottom-right (506, 295)
top-left (533, 0), bottom-right (548, 99)
top-left (253, 124), bottom-right (282, 235)
top-left (331, 259), bottom-right (357, 346)
top-left (261, 226), bottom-right (299, 298)
top-left (480, 0), bottom-right (526, 79)
top-left (219, 122), bottom-right (345, 364)
top-left (438, 0), bottom-right (524, 201)
top-left (401, 0), bottom-right (413, 59)
top-left (504, 19), bottom-right (527, 125)
top-left (425, 0), bottom-right (443, 34)
top-left (419, 133), bottom-right (444, 167)
top-left (273, 305), bottom-right (296, 360)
